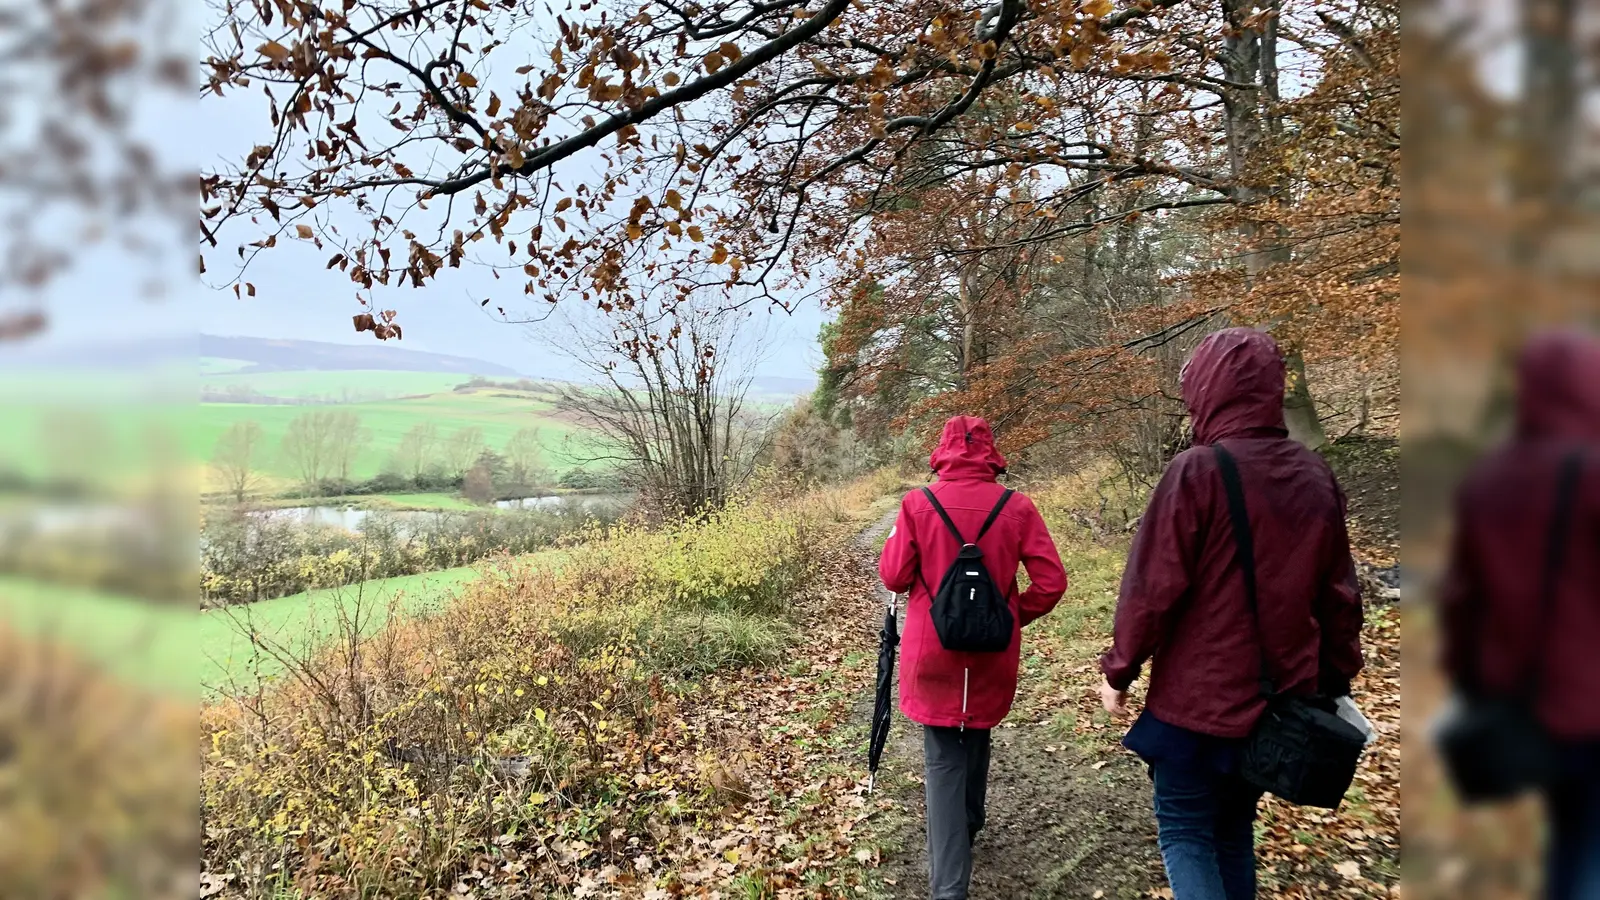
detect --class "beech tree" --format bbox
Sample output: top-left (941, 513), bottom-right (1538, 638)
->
top-left (200, 1), bottom-right (1351, 309)
top-left (202, 0), bottom-right (1396, 459)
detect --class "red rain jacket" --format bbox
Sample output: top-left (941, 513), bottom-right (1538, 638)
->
top-left (879, 416), bottom-right (1068, 729)
top-left (1440, 330), bottom-right (1600, 739)
top-left (1100, 328), bottom-right (1365, 738)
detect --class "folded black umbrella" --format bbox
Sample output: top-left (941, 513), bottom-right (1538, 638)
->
top-left (868, 589), bottom-right (900, 794)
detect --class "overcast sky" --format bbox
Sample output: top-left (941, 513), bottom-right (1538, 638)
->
top-left (14, 1), bottom-right (828, 384)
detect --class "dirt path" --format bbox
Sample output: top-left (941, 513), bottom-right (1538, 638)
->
top-left (849, 510), bottom-right (1165, 900)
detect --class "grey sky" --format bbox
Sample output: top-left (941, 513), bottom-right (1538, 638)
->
top-left (186, 7), bottom-right (829, 383)
top-left (18, 10), bottom-right (829, 385)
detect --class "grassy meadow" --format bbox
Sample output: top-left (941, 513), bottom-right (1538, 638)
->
top-left (197, 389), bottom-right (585, 489)
top-left (0, 564), bottom-right (491, 696)
top-left (0, 368), bottom-right (586, 495)
top-left (202, 367), bottom-right (485, 401)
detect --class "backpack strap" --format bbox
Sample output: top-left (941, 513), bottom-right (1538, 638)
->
top-left (921, 487), bottom-right (1016, 546)
top-left (976, 489), bottom-right (1015, 542)
top-left (1517, 450), bottom-right (1585, 700)
top-left (921, 487), bottom-right (967, 545)
top-left (1211, 443), bottom-right (1277, 698)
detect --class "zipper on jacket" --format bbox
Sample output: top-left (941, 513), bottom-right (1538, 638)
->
top-left (961, 668), bottom-right (969, 732)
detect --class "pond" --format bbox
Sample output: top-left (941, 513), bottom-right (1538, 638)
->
top-left (260, 494), bottom-right (630, 533)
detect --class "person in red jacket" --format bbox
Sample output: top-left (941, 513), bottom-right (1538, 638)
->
top-left (1100, 327), bottom-right (1364, 900)
top-left (880, 415), bottom-right (1067, 900)
top-left (1439, 329), bottom-right (1600, 900)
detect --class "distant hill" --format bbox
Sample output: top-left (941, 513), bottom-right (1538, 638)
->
top-left (750, 375), bottom-right (816, 398)
top-left (201, 335), bottom-right (521, 376)
top-left (0, 334), bottom-right (523, 377)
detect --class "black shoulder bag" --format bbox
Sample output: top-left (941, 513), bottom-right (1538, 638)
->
top-left (1435, 451), bottom-right (1584, 803)
top-left (1213, 443), bottom-right (1368, 809)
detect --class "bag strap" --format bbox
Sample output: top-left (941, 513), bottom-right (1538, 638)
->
top-left (1211, 443), bottom-right (1277, 697)
top-left (976, 489), bottom-right (1015, 542)
top-left (1519, 450), bottom-right (1585, 698)
top-left (921, 486), bottom-right (1015, 547)
top-left (921, 487), bottom-right (966, 545)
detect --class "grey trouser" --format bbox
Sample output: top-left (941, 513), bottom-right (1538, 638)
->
top-left (923, 725), bottom-right (993, 900)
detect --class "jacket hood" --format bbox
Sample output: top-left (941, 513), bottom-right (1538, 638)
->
top-left (1516, 329), bottom-right (1600, 441)
top-left (1181, 327), bottom-right (1288, 445)
top-left (929, 415), bottom-right (1007, 480)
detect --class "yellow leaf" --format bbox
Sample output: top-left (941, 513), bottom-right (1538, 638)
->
top-left (710, 244), bottom-right (728, 264)
top-left (295, 224), bottom-right (313, 239)
top-left (257, 41), bottom-right (290, 63)
top-left (1081, 0), bottom-right (1114, 17)
top-left (663, 72), bottom-right (681, 87)
top-left (687, 225), bottom-right (704, 242)
top-left (627, 223), bottom-right (643, 240)
top-left (457, 71), bottom-right (479, 88)
top-left (664, 189), bottom-right (683, 209)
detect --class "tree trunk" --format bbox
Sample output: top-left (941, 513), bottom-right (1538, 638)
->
top-left (1283, 349), bottom-right (1326, 449)
top-left (1220, 0), bottom-right (1325, 447)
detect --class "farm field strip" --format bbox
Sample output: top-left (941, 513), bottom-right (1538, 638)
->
top-left (0, 563), bottom-right (509, 696)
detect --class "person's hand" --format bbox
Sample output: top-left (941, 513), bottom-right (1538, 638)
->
top-left (1099, 680), bottom-right (1130, 717)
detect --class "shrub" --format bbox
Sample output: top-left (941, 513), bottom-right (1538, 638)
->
top-left (200, 501), bottom-right (623, 607)
top-left (1, 626), bottom-right (192, 899)
top-left (202, 492), bottom-right (851, 897)
top-left (556, 467), bottom-right (612, 491)
top-left (0, 500), bottom-right (195, 604)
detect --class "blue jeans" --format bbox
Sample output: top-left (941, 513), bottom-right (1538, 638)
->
top-left (1547, 745), bottom-right (1600, 900)
top-left (1150, 761), bottom-right (1263, 900)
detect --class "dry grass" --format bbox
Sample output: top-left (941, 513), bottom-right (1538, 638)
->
top-left (0, 624), bottom-right (193, 900)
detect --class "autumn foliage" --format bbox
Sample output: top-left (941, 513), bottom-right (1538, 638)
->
top-left (201, 0), bottom-right (1394, 392)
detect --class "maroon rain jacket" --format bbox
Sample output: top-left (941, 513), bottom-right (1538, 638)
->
top-left (1440, 330), bottom-right (1600, 739)
top-left (1100, 328), bottom-right (1365, 738)
top-left (880, 416), bottom-right (1068, 729)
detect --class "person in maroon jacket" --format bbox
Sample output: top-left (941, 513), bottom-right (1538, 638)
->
top-left (1099, 327), bottom-right (1364, 900)
top-left (880, 415), bottom-right (1067, 900)
top-left (1439, 329), bottom-right (1600, 900)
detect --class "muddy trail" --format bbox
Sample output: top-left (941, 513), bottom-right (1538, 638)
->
top-left (848, 510), bottom-right (1165, 900)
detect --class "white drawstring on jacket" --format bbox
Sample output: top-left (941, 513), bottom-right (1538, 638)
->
top-left (961, 668), bottom-right (969, 732)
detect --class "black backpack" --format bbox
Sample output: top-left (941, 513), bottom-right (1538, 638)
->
top-left (918, 487), bottom-right (1016, 653)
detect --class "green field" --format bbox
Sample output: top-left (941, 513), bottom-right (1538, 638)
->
top-left (0, 367), bottom-right (590, 495)
top-left (202, 369), bottom-right (494, 401)
top-left (0, 566), bottom-right (493, 696)
top-left (198, 385), bottom-right (589, 491)
top-left (201, 356), bottom-right (256, 375)
top-left (0, 401), bottom-right (207, 485)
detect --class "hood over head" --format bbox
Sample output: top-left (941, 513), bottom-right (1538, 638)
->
top-left (1181, 327), bottom-right (1288, 445)
top-left (929, 415), bottom-right (1008, 481)
top-left (1515, 329), bottom-right (1600, 441)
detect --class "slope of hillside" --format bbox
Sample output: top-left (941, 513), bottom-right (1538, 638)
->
top-left (200, 334), bottom-right (522, 376)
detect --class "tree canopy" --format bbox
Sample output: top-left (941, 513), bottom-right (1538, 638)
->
top-left (202, 0), bottom-right (1397, 463)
